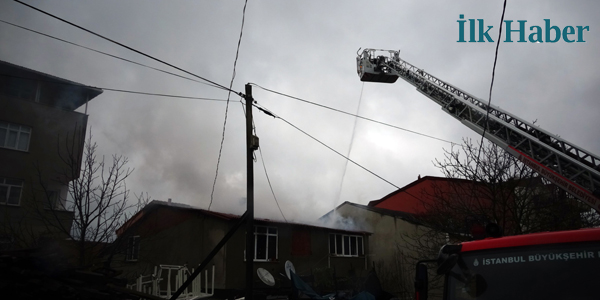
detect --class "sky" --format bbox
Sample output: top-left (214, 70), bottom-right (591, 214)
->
top-left (1, 0), bottom-right (599, 223)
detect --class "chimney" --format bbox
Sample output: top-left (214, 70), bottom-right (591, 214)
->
top-left (168, 198), bottom-right (172, 205)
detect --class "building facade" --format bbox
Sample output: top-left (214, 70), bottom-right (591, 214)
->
top-left (0, 61), bottom-right (102, 249)
top-left (114, 200), bottom-right (370, 299)
top-left (320, 201), bottom-right (427, 299)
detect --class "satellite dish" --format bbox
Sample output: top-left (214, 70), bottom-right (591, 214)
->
top-left (284, 260), bottom-right (296, 279)
top-left (257, 268), bottom-right (275, 286)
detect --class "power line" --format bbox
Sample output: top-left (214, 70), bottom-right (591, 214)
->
top-left (0, 73), bottom-right (229, 102)
top-left (101, 88), bottom-right (228, 102)
top-left (250, 99), bottom-right (421, 208)
top-left (209, 0), bottom-right (248, 211)
top-left (253, 102), bottom-right (400, 189)
top-left (14, 0), bottom-right (240, 96)
top-left (0, 19), bottom-right (224, 90)
top-left (258, 147), bottom-right (288, 223)
top-left (240, 95), bottom-right (290, 222)
top-left (249, 83), bottom-right (457, 145)
top-left (476, 0), bottom-right (507, 167)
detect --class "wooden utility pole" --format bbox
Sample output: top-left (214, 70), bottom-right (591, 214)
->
top-left (245, 84), bottom-right (256, 300)
top-left (170, 86), bottom-right (257, 300)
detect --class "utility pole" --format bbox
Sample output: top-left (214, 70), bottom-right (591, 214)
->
top-left (245, 84), bottom-right (256, 300)
top-left (170, 85), bottom-right (256, 300)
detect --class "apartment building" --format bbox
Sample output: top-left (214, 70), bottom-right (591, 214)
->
top-left (0, 60), bottom-right (102, 249)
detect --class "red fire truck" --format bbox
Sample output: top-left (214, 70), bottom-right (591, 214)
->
top-left (356, 49), bottom-right (600, 299)
top-left (414, 227), bottom-right (600, 299)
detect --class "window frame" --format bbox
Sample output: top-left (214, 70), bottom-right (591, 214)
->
top-left (126, 235), bottom-right (140, 262)
top-left (0, 121), bottom-right (32, 152)
top-left (329, 233), bottom-right (364, 257)
top-left (254, 225), bottom-right (278, 262)
top-left (0, 177), bottom-right (24, 206)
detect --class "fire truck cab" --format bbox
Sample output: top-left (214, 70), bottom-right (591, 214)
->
top-left (416, 228), bottom-right (600, 300)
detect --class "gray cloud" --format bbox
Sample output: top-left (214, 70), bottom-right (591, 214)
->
top-left (1, 0), bottom-right (598, 223)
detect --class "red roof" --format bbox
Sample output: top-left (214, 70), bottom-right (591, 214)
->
top-left (460, 228), bottom-right (600, 252)
top-left (369, 176), bottom-right (477, 214)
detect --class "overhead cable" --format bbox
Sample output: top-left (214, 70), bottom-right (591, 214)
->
top-left (249, 83), bottom-right (457, 145)
top-left (0, 73), bottom-right (228, 102)
top-left (252, 102), bottom-right (400, 189)
top-left (208, 0), bottom-right (249, 211)
top-left (258, 147), bottom-right (288, 223)
top-left (476, 0), bottom-right (508, 166)
top-left (101, 88), bottom-right (228, 102)
top-left (253, 102), bottom-right (424, 201)
top-left (0, 19), bottom-right (223, 90)
top-left (239, 96), bottom-right (288, 222)
top-left (13, 0), bottom-right (240, 96)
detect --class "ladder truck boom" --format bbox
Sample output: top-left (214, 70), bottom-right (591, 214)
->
top-left (356, 48), bottom-right (600, 211)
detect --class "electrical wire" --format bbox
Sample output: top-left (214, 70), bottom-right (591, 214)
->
top-left (13, 0), bottom-right (240, 96)
top-left (249, 83), bottom-right (457, 145)
top-left (251, 99), bottom-right (415, 207)
top-left (0, 19), bottom-right (224, 90)
top-left (0, 73), bottom-right (229, 102)
top-left (475, 0), bottom-right (508, 169)
top-left (208, 0), bottom-right (248, 211)
top-left (10, 2), bottom-right (428, 206)
top-left (240, 92), bottom-right (288, 223)
top-left (100, 88), bottom-right (228, 102)
top-left (258, 147), bottom-right (288, 223)
top-left (252, 102), bottom-right (400, 189)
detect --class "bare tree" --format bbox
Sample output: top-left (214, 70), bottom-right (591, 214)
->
top-left (419, 138), bottom-right (598, 237)
top-left (33, 131), bottom-right (149, 268)
top-left (398, 138), bottom-right (599, 299)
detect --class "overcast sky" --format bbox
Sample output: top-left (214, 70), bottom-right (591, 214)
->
top-left (1, 0), bottom-right (598, 222)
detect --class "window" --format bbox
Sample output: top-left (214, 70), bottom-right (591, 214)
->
top-left (0, 177), bottom-right (23, 206)
top-left (0, 122), bottom-right (31, 151)
top-left (329, 233), bottom-right (364, 257)
top-left (126, 235), bottom-right (140, 261)
top-left (255, 225), bottom-right (278, 261)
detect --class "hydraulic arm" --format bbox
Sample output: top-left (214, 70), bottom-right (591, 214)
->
top-left (357, 48), bottom-right (600, 211)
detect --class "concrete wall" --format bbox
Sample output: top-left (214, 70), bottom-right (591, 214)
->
top-left (115, 208), bottom-right (231, 290)
top-left (224, 221), bottom-right (368, 292)
top-left (116, 208), bottom-right (369, 297)
top-left (0, 96), bottom-right (88, 183)
top-left (332, 204), bottom-right (428, 299)
top-left (0, 95), bottom-right (86, 246)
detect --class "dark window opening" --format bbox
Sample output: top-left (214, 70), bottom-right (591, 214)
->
top-left (253, 225), bottom-right (278, 261)
top-left (330, 233), bottom-right (364, 257)
top-left (126, 235), bottom-right (140, 261)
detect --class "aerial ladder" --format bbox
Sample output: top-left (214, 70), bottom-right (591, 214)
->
top-left (356, 48), bottom-right (600, 212)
